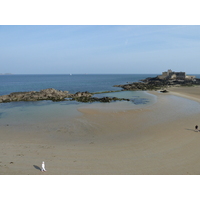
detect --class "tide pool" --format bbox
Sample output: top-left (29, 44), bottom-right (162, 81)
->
top-left (0, 91), bottom-right (157, 126)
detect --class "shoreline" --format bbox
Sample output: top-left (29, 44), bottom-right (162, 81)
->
top-left (1, 86), bottom-right (200, 174)
top-left (166, 85), bottom-right (200, 103)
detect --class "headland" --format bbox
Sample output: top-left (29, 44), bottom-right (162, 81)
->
top-left (114, 69), bottom-right (200, 91)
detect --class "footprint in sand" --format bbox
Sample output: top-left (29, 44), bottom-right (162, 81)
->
top-left (17, 154), bottom-right (24, 157)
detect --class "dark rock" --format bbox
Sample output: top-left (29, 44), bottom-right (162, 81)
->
top-left (114, 76), bottom-right (200, 91)
top-left (72, 96), bottom-right (130, 103)
top-left (160, 90), bottom-right (168, 93)
top-left (71, 91), bottom-right (92, 98)
top-left (0, 88), bottom-right (69, 103)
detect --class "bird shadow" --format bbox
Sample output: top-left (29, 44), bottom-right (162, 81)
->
top-left (185, 128), bottom-right (199, 132)
top-left (33, 165), bottom-right (41, 171)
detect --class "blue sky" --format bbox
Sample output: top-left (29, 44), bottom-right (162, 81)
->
top-left (1, 25), bottom-right (200, 74)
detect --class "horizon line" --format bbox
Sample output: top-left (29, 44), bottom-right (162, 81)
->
top-left (1, 73), bottom-right (199, 75)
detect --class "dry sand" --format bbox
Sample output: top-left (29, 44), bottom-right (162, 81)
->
top-left (1, 86), bottom-right (200, 175)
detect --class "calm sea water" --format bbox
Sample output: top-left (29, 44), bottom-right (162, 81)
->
top-left (0, 74), bottom-right (158, 96)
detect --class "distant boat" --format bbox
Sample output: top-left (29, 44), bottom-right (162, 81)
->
top-left (70, 74), bottom-right (72, 75)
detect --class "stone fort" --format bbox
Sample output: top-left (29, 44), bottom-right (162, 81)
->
top-left (158, 69), bottom-right (195, 80)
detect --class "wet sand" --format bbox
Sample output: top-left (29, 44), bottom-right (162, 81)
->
top-left (1, 87), bottom-right (200, 175)
top-left (167, 85), bottom-right (200, 103)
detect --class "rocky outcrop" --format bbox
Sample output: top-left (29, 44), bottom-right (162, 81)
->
top-left (0, 88), bottom-right (130, 103)
top-left (70, 91), bottom-right (92, 98)
top-left (114, 76), bottom-right (200, 91)
top-left (0, 88), bottom-right (69, 103)
top-left (71, 96), bottom-right (130, 103)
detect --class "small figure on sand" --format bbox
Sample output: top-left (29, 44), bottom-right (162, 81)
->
top-left (195, 125), bottom-right (198, 132)
top-left (41, 161), bottom-right (47, 172)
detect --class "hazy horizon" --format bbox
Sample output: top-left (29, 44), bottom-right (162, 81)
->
top-left (1, 73), bottom-right (200, 76)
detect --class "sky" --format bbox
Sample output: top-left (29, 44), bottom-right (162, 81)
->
top-left (1, 25), bottom-right (200, 74)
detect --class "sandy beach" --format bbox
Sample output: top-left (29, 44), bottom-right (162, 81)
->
top-left (1, 86), bottom-right (200, 175)
top-left (166, 85), bottom-right (200, 103)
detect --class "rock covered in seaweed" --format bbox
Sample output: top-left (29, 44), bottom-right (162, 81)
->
top-left (114, 75), bottom-right (200, 91)
top-left (0, 88), bottom-right (130, 103)
top-left (0, 88), bottom-right (69, 103)
top-left (71, 96), bottom-right (130, 103)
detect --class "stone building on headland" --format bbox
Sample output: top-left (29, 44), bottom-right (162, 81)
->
top-left (158, 69), bottom-right (195, 80)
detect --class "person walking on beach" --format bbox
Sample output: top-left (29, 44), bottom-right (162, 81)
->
top-left (41, 161), bottom-right (47, 172)
top-left (195, 125), bottom-right (198, 132)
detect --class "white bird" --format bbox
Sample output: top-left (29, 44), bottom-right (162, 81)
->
top-left (41, 161), bottom-right (47, 172)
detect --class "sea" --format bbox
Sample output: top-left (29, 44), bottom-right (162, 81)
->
top-left (0, 74), bottom-right (158, 95)
top-left (0, 74), bottom-right (199, 126)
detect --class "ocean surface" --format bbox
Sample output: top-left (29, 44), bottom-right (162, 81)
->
top-left (0, 74), bottom-right (159, 95)
top-left (0, 74), bottom-right (199, 126)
